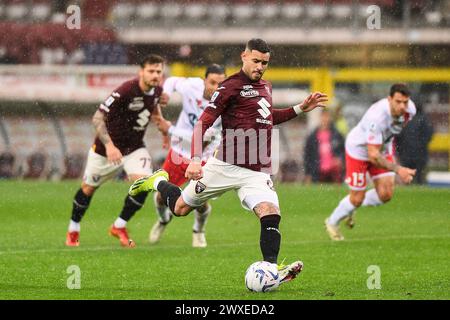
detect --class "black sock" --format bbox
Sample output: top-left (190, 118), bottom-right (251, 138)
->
top-left (260, 214), bottom-right (281, 264)
top-left (119, 192), bottom-right (149, 221)
top-left (157, 181), bottom-right (182, 215)
top-left (71, 189), bottom-right (92, 223)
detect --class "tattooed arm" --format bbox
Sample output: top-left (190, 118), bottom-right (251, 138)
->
top-left (92, 110), bottom-right (122, 165)
top-left (367, 144), bottom-right (415, 184)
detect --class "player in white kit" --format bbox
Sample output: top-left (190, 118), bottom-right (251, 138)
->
top-left (325, 83), bottom-right (417, 240)
top-left (150, 64), bottom-right (226, 247)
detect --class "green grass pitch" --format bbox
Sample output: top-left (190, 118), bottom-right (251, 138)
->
top-left (0, 180), bottom-right (449, 300)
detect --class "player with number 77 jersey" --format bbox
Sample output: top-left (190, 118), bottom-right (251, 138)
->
top-left (65, 54), bottom-right (171, 248)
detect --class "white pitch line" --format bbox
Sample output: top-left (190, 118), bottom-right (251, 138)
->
top-left (0, 234), bottom-right (449, 256)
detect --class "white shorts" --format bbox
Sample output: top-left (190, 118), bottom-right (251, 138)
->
top-left (83, 148), bottom-right (153, 187)
top-left (182, 157), bottom-right (279, 211)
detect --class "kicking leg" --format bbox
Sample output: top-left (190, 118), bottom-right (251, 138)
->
top-left (129, 169), bottom-right (194, 216)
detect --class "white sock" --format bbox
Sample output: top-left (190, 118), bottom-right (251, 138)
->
top-left (328, 195), bottom-right (356, 225)
top-left (68, 220), bottom-right (80, 232)
top-left (153, 176), bottom-right (167, 190)
top-left (193, 204), bottom-right (211, 233)
top-left (362, 189), bottom-right (383, 207)
top-left (114, 217), bottom-right (127, 229)
top-left (153, 192), bottom-right (172, 224)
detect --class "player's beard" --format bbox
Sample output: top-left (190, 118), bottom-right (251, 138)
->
top-left (144, 78), bottom-right (159, 89)
top-left (252, 70), bottom-right (263, 81)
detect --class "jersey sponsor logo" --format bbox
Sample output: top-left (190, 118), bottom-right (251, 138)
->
top-left (240, 89), bottom-right (259, 98)
top-left (195, 181), bottom-right (207, 194)
top-left (257, 97), bottom-right (271, 119)
top-left (104, 96), bottom-right (115, 107)
top-left (211, 91), bottom-right (219, 102)
top-left (128, 97), bottom-right (145, 111)
top-left (256, 118), bottom-right (272, 125)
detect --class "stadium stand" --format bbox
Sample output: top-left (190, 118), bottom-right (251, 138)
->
top-left (0, 0), bottom-right (448, 182)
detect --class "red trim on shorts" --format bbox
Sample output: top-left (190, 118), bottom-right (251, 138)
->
top-left (345, 152), bottom-right (394, 189)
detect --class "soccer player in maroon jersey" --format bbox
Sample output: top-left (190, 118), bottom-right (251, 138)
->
top-left (65, 54), bottom-right (171, 248)
top-left (129, 39), bottom-right (327, 285)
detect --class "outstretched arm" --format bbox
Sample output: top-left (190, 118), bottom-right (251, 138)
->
top-left (273, 92), bottom-right (328, 125)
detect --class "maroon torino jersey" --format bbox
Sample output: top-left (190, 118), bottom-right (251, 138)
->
top-left (192, 70), bottom-right (298, 172)
top-left (93, 78), bottom-right (163, 157)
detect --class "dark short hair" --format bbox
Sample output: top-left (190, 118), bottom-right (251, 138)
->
top-left (205, 64), bottom-right (226, 78)
top-left (140, 54), bottom-right (165, 68)
top-left (245, 38), bottom-right (271, 54)
top-left (390, 83), bottom-right (410, 97)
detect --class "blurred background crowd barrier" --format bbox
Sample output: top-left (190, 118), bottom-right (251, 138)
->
top-left (0, 0), bottom-right (449, 185)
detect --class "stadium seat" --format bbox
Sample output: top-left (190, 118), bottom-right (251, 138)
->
top-left (185, 3), bottom-right (207, 20)
top-left (0, 151), bottom-right (15, 178)
top-left (256, 3), bottom-right (279, 20)
top-left (160, 2), bottom-right (183, 20)
top-left (24, 152), bottom-right (48, 179)
top-left (110, 2), bottom-right (136, 25)
top-left (231, 4), bottom-right (255, 22)
top-left (135, 2), bottom-right (159, 21)
top-left (0, 4), bottom-right (5, 20)
top-left (6, 1), bottom-right (28, 21)
top-left (30, 2), bottom-right (51, 22)
top-left (280, 3), bottom-right (304, 20)
top-left (62, 153), bottom-right (85, 179)
top-left (207, 3), bottom-right (230, 23)
top-left (425, 11), bottom-right (442, 26)
top-left (330, 4), bottom-right (353, 20)
top-left (307, 4), bottom-right (328, 20)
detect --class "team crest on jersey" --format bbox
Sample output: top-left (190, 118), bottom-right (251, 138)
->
top-left (195, 181), bottom-right (207, 194)
top-left (128, 97), bottom-right (145, 111)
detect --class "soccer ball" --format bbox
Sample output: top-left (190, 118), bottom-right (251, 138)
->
top-left (245, 261), bottom-right (280, 292)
